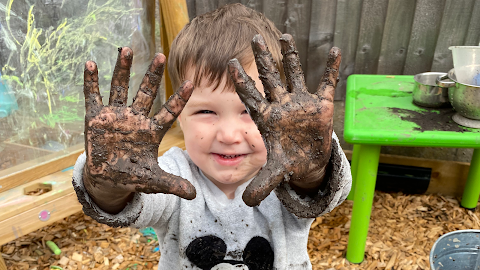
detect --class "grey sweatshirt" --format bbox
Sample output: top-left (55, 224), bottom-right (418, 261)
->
top-left (72, 132), bottom-right (351, 270)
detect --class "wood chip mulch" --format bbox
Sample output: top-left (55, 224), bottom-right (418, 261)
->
top-left (3, 191), bottom-right (480, 270)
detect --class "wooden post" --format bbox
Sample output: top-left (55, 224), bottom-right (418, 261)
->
top-left (0, 253), bottom-right (7, 270)
top-left (159, 0), bottom-right (190, 99)
top-left (147, 0), bottom-right (157, 60)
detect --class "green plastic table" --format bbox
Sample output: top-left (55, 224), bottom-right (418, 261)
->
top-left (344, 74), bottom-right (480, 263)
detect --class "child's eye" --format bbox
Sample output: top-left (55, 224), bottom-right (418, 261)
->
top-left (242, 109), bottom-right (248, 114)
top-left (197, 110), bottom-right (215, 114)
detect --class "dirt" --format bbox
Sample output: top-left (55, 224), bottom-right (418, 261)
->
top-left (25, 188), bottom-right (49, 196)
top-left (7, 191), bottom-right (477, 269)
top-left (275, 140), bottom-right (343, 218)
top-left (82, 50), bottom-right (197, 217)
top-left (228, 34), bottom-right (342, 208)
top-left (389, 107), bottom-right (468, 132)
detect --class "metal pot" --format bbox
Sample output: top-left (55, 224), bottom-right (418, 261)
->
top-left (437, 69), bottom-right (480, 120)
top-left (412, 72), bottom-right (451, 108)
top-left (430, 229), bottom-right (480, 270)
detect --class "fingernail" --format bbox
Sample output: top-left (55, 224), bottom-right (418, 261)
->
top-left (227, 59), bottom-right (242, 78)
top-left (179, 81), bottom-right (194, 101)
top-left (85, 61), bottom-right (97, 72)
top-left (252, 34), bottom-right (265, 43)
top-left (279, 34), bottom-right (296, 55)
top-left (228, 58), bottom-right (241, 67)
top-left (330, 47), bottom-right (341, 57)
top-left (153, 53), bottom-right (166, 71)
top-left (252, 34), bottom-right (267, 48)
top-left (121, 47), bottom-right (133, 60)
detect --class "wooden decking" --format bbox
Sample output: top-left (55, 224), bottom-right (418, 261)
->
top-left (0, 126), bottom-right (186, 268)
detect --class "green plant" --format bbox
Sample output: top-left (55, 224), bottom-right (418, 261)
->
top-left (1, 0), bottom-right (141, 128)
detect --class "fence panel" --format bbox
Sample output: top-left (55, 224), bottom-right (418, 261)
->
top-left (354, 0), bottom-right (389, 74)
top-left (376, 0), bottom-right (416, 75)
top-left (262, 0), bottom-right (287, 33)
top-left (195, 0), bottom-right (217, 17)
top-left (305, 0), bottom-right (336, 93)
top-left (465, 0), bottom-right (480, 46)
top-left (431, 0), bottom-right (476, 72)
top-left (403, 0), bottom-right (446, 75)
top-left (332, 0), bottom-right (363, 100)
top-left (182, 0), bottom-right (480, 99)
top-left (285, 0), bottom-right (312, 74)
top-left (239, 0), bottom-right (263, 11)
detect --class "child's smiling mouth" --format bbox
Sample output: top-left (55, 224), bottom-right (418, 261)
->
top-left (212, 153), bottom-right (247, 166)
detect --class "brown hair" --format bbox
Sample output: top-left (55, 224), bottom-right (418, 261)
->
top-left (168, 3), bottom-right (283, 91)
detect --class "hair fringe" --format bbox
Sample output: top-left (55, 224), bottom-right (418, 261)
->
top-left (167, 3), bottom-right (283, 92)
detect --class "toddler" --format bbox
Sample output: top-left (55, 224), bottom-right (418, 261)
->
top-left (73, 3), bottom-right (351, 269)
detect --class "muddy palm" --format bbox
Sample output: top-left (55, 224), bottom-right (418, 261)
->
top-left (228, 34), bottom-right (341, 207)
top-left (82, 47), bottom-right (196, 214)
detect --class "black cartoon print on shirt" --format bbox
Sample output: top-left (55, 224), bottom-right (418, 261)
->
top-left (186, 235), bottom-right (274, 270)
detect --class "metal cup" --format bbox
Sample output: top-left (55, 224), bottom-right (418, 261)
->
top-left (412, 72), bottom-right (452, 108)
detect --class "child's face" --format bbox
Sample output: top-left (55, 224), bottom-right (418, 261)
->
top-left (178, 62), bottom-right (267, 192)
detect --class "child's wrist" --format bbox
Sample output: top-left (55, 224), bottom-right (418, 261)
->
top-left (289, 165), bottom-right (326, 195)
top-left (83, 170), bottom-right (134, 214)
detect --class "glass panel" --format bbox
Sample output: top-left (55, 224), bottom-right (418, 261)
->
top-left (0, 0), bottom-right (156, 174)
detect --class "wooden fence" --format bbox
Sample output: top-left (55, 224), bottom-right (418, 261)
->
top-left (185, 0), bottom-right (480, 100)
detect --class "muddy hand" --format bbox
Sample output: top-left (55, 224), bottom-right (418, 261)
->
top-left (84, 47), bottom-right (196, 199)
top-left (228, 34), bottom-right (341, 207)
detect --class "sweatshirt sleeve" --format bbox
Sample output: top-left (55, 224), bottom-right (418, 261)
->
top-left (71, 148), bottom-right (186, 228)
top-left (274, 131), bottom-right (352, 218)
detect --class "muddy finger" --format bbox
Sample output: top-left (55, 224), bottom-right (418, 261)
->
top-left (242, 162), bottom-right (287, 207)
top-left (135, 168), bottom-right (196, 200)
top-left (228, 59), bottom-right (267, 121)
top-left (153, 80), bottom-right (193, 129)
top-left (316, 47), bottom-right (341, 102)
top-left (132, 53), bottom-right (166, 116)
top-left (84, 61), bottom-right (104, 114)
top-left (251, 34), bottom-right (286, 102)
top-left (279, 34), bottom-right (307, 94)
top-left (109, 47), bottom-right (133, 107)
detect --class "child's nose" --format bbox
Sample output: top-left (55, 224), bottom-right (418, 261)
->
top-left (216, 119), bottom-right (243, 145)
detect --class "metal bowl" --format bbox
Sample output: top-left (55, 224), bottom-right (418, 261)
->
top-left (430, 229), bottom-right (480, 270)
top-left (438, 69), bottom-right (480, 120)
top-left (412, 72), bottom-right (451, 108)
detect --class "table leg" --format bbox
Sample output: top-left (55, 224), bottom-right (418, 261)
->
top-left (347, 144), bottom-right (362, 200)
top-left (461, 148), bottom-right (480, 210)
top-left (346, 144), bottom-right (381, 263)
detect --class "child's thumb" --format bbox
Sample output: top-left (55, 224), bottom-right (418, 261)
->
top-left (134, 167), bottom-right (196, 200)
top-left (242, 162), bottom-right (287, 207)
